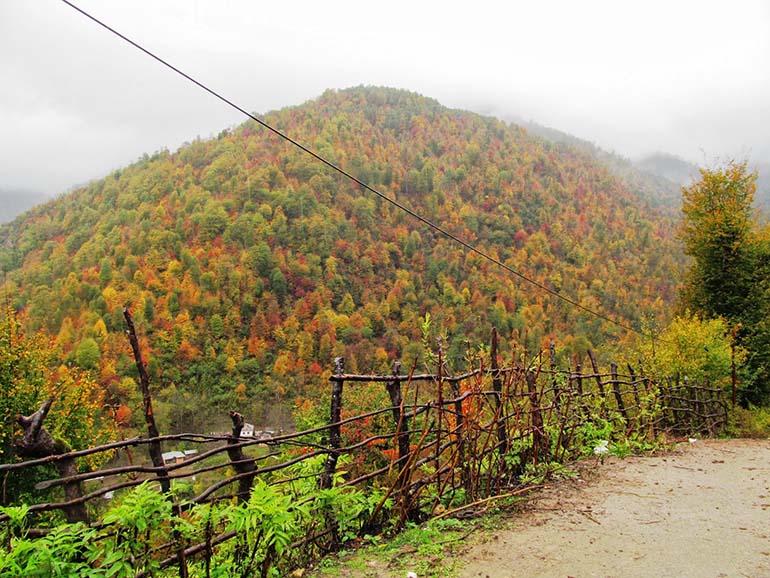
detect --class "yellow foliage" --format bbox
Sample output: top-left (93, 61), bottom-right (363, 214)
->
top-left (623, 312), bottom-right (744, 390)
top-left (102, 286), bottom-right (121, 311)
top-left (93, 318), bottom-right (108, 339)
top-left (54, 317), bottom-right (74, 352)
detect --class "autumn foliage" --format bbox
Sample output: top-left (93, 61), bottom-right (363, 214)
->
top-left (0, 308), bottom-right (116, 502)
top-left (0, 87), bottom-right (685, 431)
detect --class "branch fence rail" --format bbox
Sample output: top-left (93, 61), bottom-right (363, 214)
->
top-left (1, 332), bottom-right (728, 576)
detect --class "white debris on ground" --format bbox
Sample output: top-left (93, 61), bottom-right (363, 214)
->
top-left (592, 440), bottom-right (609, 455)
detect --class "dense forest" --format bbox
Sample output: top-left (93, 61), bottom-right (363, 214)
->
top-left (0, 87), bottom-right (686, 433)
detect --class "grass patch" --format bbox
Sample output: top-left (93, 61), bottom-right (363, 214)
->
top-left (309, 518), bottom-right (468, 577)
top-left (725, 405), bottom-right (770, 438)
top-left (307, 493), bottom-right (531, 578)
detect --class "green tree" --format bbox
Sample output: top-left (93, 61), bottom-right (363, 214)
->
top-left (679, 161), bottom-right (757, 321)
top-left (270, 269), bottom-right (288, 302)
top-left (75, 337), bottom-right (101, 370)
top-left (679, 161), bottom-right (770, 403)
top-left (209, 314), bottom-right (225, 339)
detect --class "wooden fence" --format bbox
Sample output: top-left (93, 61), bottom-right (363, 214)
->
top-left (0, 334), bottom-right (728, 576)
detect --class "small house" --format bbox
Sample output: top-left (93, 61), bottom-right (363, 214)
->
top-left (161, 451), bottom-right (185, 465)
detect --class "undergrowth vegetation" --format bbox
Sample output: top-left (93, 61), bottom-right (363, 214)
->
top-left (725, 405), bottom-right (770, 439)
top-left (1, 456), bottom-right (390, 578)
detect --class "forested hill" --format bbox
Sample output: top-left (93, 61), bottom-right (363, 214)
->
top-left (0, 86), bottom-right (685, 432)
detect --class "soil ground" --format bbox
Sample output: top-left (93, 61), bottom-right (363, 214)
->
top-left (458, 439), bottom-right (770, 578)
top-left (311, 439), bottom-right (770, 578)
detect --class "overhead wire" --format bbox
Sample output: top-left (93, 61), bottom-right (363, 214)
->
top-left (61, 0), bottom-right (659, 342)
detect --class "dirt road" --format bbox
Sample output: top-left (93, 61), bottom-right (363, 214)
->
top-left (459, 439), bottom-right (770, 578)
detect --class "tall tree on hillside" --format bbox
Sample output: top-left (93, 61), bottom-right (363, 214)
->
top-left (679, 161), bottom-right (756, 320)
top-left (679, 161), bottom-right (769, 403)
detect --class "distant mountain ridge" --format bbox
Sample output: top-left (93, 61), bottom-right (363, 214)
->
top-left (753, 163), bottom-right (770, 208)
top-left (0, 188), bottom-right (48, 224)
top-left (634, 153), bottom-right (698, 186)
top-left (0, 86), bottom-right (685, 431)
top-left (516, 119), bottom-right (770, 210)
top-left (514, 120), bottom-right (683, 208)
top-left (633, 152), bottom-right (770, 208)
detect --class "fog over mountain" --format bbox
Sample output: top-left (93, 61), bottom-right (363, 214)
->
top-left (2, 1), bottom-right (769, 197)
top-left (0, 189), bottom-right (48, 224)
top-left (634, 154), bottom-right (699, 185)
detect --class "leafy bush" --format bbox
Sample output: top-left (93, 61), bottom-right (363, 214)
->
top-left (621, 312), bottom-right (742, 392)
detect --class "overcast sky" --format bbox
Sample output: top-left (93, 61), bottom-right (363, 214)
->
top-left (2, 0), bottom-right (769, 196)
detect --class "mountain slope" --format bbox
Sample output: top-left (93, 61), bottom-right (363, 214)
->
top-left (0, 87), bottom-right (685, 432)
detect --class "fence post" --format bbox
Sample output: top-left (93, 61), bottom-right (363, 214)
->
top-left (627, 363), bottom-right (641, 415)
top-left (320, 357), bottom-right (344, 490)
top-left (586, 350), bottom-right (605, 396)
top-left (730, 332), bottom-right (738, 407)
top-left (700, 383), bottom-right (714, 433)
top-left (637, 363), bottom-right (656, 438)
top-left (573, 357), bottom-right (585, 417)
top-left (549, 341), bottom-right (561, 410)
top-left (490, 328), bottom-right (509, 453)
top-left (319, 357), bottom-right (345, 551)
top-left (385, 361), bottom-right (411, 467)
top-left (123, 308), bottom-right (188, 578)
top-left (718, 385), bottom-right (729, 432)
top-left (611, 363), bottom-right (628, 423)
top-left (666, 375), bottom-right (680, 428)
top-left (435, 345), bottom-right (444, 489)
top-left (123, 307), bottom-right (170, 494)
top-left (688, 376), bottom-right (703, 431)
top-left (227, 411), bottom-right (257, 502)
top-left (681, 376), bottom-right (694, 431)
top-left (447, 360), bottom-right (467, 495)
top-left (526, 370), bottom-right (549, 464)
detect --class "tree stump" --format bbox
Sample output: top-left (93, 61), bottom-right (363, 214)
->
top-left (16, 399), bottom-right (88, 524)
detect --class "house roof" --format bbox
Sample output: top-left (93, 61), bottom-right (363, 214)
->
top-left (161, 451), bottom-right (185, 461)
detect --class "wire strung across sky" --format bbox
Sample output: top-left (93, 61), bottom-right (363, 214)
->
top-left (62, 0), bottom-right (656, 342)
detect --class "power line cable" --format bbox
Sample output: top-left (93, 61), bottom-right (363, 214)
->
top-left (61, 0), bottom-right (656, 341)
